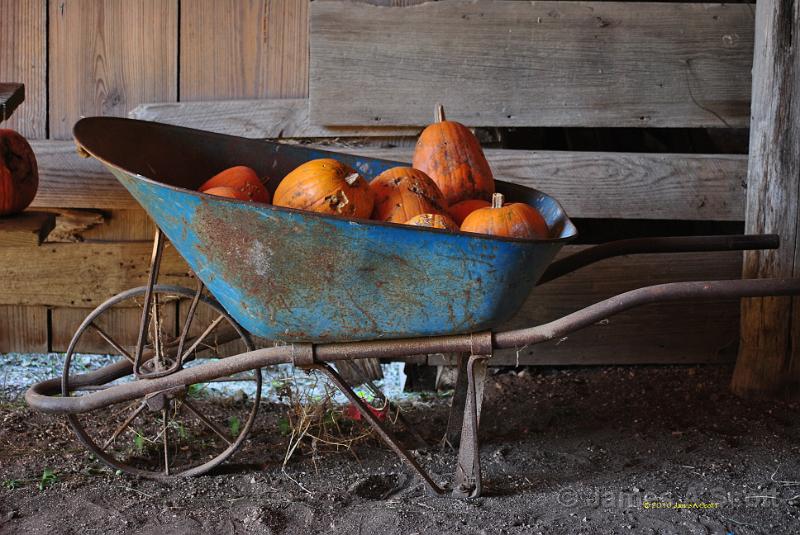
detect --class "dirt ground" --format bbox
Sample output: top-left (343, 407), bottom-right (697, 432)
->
top-left (2, 365), bottom-right (799, 535)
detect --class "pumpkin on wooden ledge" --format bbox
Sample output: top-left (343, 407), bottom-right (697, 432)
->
top-left (461, 193), bottom-right (549, 240)
top-left (412, 104), bottom-right (495, 206)
top-left (0, 129), bottom-right (38, 216)
top-left (370, 167), bottom-right (448, 223)
top-left (274, 158), bottom-right (374, 219)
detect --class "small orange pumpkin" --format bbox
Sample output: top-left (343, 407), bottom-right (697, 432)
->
top-left (274, 159), bottom-right (374, 219)
top-left (461, 193), bottom-right (549, 239)
top-left (0, 129), bottom-right (38, 216)
top-left (199, 166), bottom-right (270, 203)
top-left (412, 105), bottom-right (495, 206)
top-left (404, 213), bottom-right (458, 231)
top-left (202, 186), bottom-right (252, 201)
top-left (370, 167), bottom-right (448, 223)
top-left (449, 199), bottom-right (491, 226)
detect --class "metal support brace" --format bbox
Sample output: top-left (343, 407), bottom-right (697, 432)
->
top-left (310, 362), bottom-right (446, 496)
top-left (451, 333), bottom-right (492, 498)
top-left (442, 353), bottom-right (469, 448)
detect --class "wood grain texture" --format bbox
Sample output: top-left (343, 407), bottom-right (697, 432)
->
top-left (732, 0), bottom-right (800, 398)
top-left (181, 0), bottom-right (308, 100)
top-left (311, 1), bottom-right (753, 128)
top-left (430, 247), bottom-right (743, 366)
top-left (29, 140), bottom-right (137, 209)
top-left (0, 0), bottom-right (46, 138)
top-left (29, 139), bottom-right (747, 220)
top-left (129, 99), bottom-right (421, 138)
top-left (0, 83), bottom-right (25, 122)
top-left (0, 242), bottom-right (192, 307)
top-left (48, 0), bottom-right (178, 139)
top-left (329, 146), bottom-right (748, 221)
top-left (50, 301), bottom-right (178, 353)
top-left (0, 305), bottom-right (48, 353)
top-left (0, 211), bottom-right (55, 246)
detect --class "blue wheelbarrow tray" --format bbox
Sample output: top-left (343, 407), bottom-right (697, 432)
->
top-left (73, 117), bottom-right (577, 343)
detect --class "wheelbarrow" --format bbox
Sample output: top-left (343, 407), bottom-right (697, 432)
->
top-left (25, 118), bottom-right (800, 498)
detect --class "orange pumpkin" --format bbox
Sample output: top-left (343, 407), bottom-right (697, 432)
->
top-left (370, 167), bottom-right (448, 223)
top-left (199, 166), bottom-right (270, 203)
top-left (449, 199), bottom-right (491, 226)
top-left (461, 193), bottom-right (549, 239)
top-left (412, 105), bottom-right (495, 205)
top-left (202, 186), bottom-right (252, 201)
top-left (274, 159), bottom-right (374, 218)
top-left (0, 129), bottom-right (38, 216)
top-left (404, 213), bottom-right (458, 231)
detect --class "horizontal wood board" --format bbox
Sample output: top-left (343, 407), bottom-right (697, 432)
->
top-left (29, 140), bottom-right (746, 220)
top-left (310, 1), bottom-right (754, 128)
top-left (129, 99), bottom-right (422, 138)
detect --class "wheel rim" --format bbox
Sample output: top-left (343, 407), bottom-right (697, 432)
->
top-left (62, 285), bottom-right (261, 480)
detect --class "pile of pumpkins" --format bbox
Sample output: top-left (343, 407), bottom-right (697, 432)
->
top-left (198, 106), bottom-right (549, 240)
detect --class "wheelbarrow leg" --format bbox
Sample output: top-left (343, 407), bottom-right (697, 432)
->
top-left (452, 353), bottom-right (490, 498)
top-left (442, 353), bottom-right (469, 449)
top-left (309, 363), bottom-right (446, 496)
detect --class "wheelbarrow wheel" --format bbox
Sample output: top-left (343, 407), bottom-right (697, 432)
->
top-left (61, 284), bottom-right (262, 480)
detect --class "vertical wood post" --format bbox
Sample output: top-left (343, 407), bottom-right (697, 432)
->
top-left (732, 0), bottom-right (800, 397)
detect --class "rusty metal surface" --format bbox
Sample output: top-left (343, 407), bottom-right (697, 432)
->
top-left (452, 353), bottom-right (491, 498)
top-left (27, 277), bottom-right (800, 415)
top-left (72, 117), bottom-right (576, 343)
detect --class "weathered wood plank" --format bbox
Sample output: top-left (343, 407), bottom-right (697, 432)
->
top-left (310, 1), bottom-right (753, 128)
top-left (180, 0), bottom-right (308, 100)
top-left (0, 83), bottom-right (25, 122)
top-left (0, 1), bottom-right (47, 353)
top-left (0, 211), bottom-right (55, 247)
top-left (430, 247), bottom-right (743, 366)
top-left (0, 305), bottom-right (48, 353)
top-left (50, 301), bottom-right (178, 354)
top-left (29, 140), bottom-right (137, 209)
top-left (0, 0), bottom-right (46, 138)
top-left (28, 140), bottom-right (747, 220)
top-left (129, 99), bottom-right (421, 138)
top-left (329, 146), bottom-right (748, 221)
top-left (0, 242), bottom-right (192, 308)
top-left (732, 0), bottom-right (800, 398)
top-left (49, 0), bottom-right (178, 139)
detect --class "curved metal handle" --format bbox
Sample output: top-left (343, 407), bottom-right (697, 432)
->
top-left (539, 234), bottom-right (780, 284)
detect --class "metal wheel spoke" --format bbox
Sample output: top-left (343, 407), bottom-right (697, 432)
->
top-left (180, 314), bottom-right (226, 363)
top-left (181, 399), bottom-right (233, 445)
top-left (88, 322), bottom-right (135, 364)
top-left (101, 402), bottom-right (147, 452)
top-left (162, 408), bottom-right (170, 476)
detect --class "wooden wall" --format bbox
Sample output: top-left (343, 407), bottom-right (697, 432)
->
top-left (0, 0), bottom-right (309, 352)
top-left (0, 0), bottom-right (757, 366)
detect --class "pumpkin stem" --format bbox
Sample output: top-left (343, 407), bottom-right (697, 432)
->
top-left (344, 173), bottom-right (360, 186)
top-left (491, 193), bottom-right (505, 208)
top-left (435, 104), bottom-right (446, 123)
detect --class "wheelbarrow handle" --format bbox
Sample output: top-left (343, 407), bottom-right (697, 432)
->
top-left (26, 277), bottom-right (800, 415)
top-left (538, 234), bottom-right (780, 284)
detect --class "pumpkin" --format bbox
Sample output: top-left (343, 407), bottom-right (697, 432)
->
top-left (449, 199), bottom-right (491, 226)
top-left (202, 186), bottom-right (252, 201)
top-left (370, 167), bottom-right (448, 223)
top-left (0, 129), bottom-right (38, 216)
top-left (404, 213), bottom-right (458, 231)
top-left (412, 105), bottom-right (494, 205)
top-left (199, 166), bottom-right (270, 203)
top-left (274, 159), bottom-right (374, 218)
top-left (461, 193), bottom-right (549, 239)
